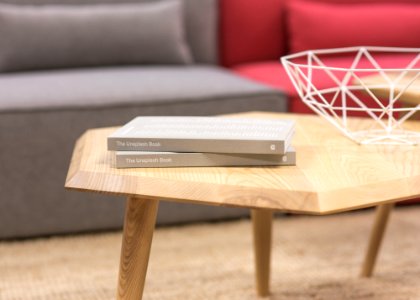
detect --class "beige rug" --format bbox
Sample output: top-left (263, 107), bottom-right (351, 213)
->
top-left (1, 206), bottom-right (420, 300)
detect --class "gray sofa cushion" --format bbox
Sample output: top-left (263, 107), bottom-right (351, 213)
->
top-left (0, 66), bottom-right (286, 112)
top-left (0, 1), bottom-right (193, 72)
top-left (0, 74), bottom-right (287, 238)
top-left (0, 0), bottom-right (217, 64)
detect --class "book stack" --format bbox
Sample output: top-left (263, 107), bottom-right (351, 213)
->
top-left (107, 116), bottom-right (296, 168)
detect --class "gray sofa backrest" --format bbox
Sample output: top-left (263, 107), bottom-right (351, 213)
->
top-left (0, 0), bottom-right (218, 64)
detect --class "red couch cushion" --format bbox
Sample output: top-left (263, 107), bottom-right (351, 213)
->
top-left (219, 0), bottom-right (420, 68)
top-left (232, 60), bottom-right (310, 113)
top-left (233, 54), bottom-right (417, 114)
top-left (219, 0), bottom-right (286, 67)
top-left (288, 0), bottom-right (420, 53)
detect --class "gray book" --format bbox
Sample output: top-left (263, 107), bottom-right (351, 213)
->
top-left (108, 116), bottom-right (295, 155)
top-left (115, 147), bottom-right (296, 168)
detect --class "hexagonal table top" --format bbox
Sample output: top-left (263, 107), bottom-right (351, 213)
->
top-left (65, 112), bottom-right (420, 215)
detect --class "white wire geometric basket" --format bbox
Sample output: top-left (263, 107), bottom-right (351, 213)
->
top-left (281, 46), bottom-right (420, 145)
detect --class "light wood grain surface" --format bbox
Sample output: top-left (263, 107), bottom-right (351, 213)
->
top-left (251, 209), bottom-right (273, 297)
top-left (360, 203), bottom-right (394, 278)
top-left (117, 197), bottom-right (159, 300)
top-left (65, 112), bottom-right (420, 214)
top-left (357, 73), bottom-right (420, 106)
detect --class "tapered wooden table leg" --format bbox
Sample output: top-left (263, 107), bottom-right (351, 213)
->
top-left (117, 196), bottom-right (159, 300)
top-left (360, 203), bottom-right (394, 278)
top-left (251, 209), bottom-right (273, 297)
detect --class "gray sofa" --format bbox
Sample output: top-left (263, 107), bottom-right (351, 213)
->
top-left (0, 0), bottom-right (287, 239)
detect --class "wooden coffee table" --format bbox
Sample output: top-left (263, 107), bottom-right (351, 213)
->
top-left (358, 73), bottom-right (420, 121)
top-left (65, 112), bottom-right (420, 300)
top-left (358, 73), bottom-right (420, 107)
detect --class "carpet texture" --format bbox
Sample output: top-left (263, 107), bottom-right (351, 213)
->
top-left (1, 206), bottom-right (420, 300)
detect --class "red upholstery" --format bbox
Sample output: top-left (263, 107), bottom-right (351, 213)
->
top-left (219, 0), bottom-right (420, 67)
top-left (288, 1), bottom-right (420, 53)
top-left (233, 54), bottom-right (417, 114)
top-left (219, 0), bottom-right (286, 67)
top-left (220, 0), bottom-right (420, 112)
top-left (231, 61), bottom-right (307, 113)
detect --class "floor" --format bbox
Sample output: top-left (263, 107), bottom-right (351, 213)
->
top-left (0, 206), bottom-right (420, 300)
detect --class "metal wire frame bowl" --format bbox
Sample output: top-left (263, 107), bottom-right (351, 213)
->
top-left (281, 46), bottom-right (420, 145)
